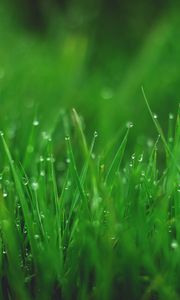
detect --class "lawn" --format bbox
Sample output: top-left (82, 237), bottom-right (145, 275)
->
top-left (0, 1), bottom-right (180, 299)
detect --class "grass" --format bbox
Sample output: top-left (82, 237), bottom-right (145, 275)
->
top-left (0, 97), bottom-right (179, 300)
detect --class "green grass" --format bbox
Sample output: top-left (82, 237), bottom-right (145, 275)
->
top-left (0, 99), bottom-right (179, 300)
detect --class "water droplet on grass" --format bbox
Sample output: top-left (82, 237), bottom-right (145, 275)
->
top-left (126, 122), bottom-right (134, 129)
top-left (153, 114), bottom-right (158, 119)
top-left (147, 139), bottom-right (153, 148)
top-left (40, 212), bottom-right (45, 219)
top-left (168, 137), bottom-right (173, 143)
top-left (33, 120), bottom-right (39, 126)
top-left (23, 177), bottom-right (29, 186)
top-left (169, 113), bottom-right (174, 120)
top-left (91, 153), bottom-right (96, 159)
top-left (66, 158), bottom-right (71, 164)
top-left (131, 153), bottom-right (135, 160)
top-left (40, 170), bottom-right (45, 177)
top-left (171, 240), bottom-right (178, 249)
top-left (46, 156), bottom-right (55, 163)
top-left (138, 154), bottom-right (143, 162)
top-left (31, 181), bottom-right (39, 191)
top-left (42, 131), bottom-right (50, 140)
top-left (3, 191), bottom-right (7, 198)
top-left (94, 131), bottom-right (98, 138)
top-left (65, 136), bottom-right (70, 141)
top-left (141, 171), bottom-right (145, 177)
top-left (34, 234), bottom-right (40, 240)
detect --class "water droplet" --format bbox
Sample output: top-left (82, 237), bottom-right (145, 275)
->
top-left (27, 145), bottom-right (34, 153)
top-left (40, 212), bottom-right (45, 219)
top-left (33, 120), bottom-right (39, 126)
top-left (65, 136), bottom-right (70, 141)
top-left (91, 153), bottom-right (96, 159)
top-left (0, 131), bottom-right (4, 137)
top-left (129, 163), bottom-right (133, 167)
top-left (40, 170), bottom-right (45, 177)
top-left (23, 177), bottom-right (29, 186)
top-left (153, 114), bottom-right (158, 119)
top-left (39, 156), bottom-right (44, 162)
top-left (147, 139), bottom-right (153, 148)
top-left (42, 131), bottom-right (50, 140)
top-left (168, 137), bottom-right (173, 143)
top-left (46, 156), bottom-right (55, 163)
top-left (94, 131), bottom-right (98, 138)
top-left (169, 113), bottom-right (174, 120)
top-left (138, 153), bottom-right (143, 162)
top-left (131, 153), bottom-right (135, 160)
top-left (171, 240), bottom-right (178, 249)
top-left (34, 234), bottom-right (40, 240)
top-left (31, 181), bottom-right (39, 191)
top-left (126, 122), bottom-right (134, 129)
top-left (3, 191), bottom-right (7, 198)
top-left (141, 171), bottom-right (145, 177)
top-left (66, 158), bottom-right (71, 164)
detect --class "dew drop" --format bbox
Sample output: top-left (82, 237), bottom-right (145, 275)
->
top-left (171, 240), bottom-right (178, 250)
top-left (141, 171), bottom-right (145, 177)
top-left (40, 170), bottom-right (45, 177)
top-left (3, 191), bottom-right (8, 198)
top-left (22, 177), bottom-right (29, 186)
top-left (168, 137), bottom-right (173, 143)
top-left (147, 139), bottom-right (153, 148)
top-left (91, 153), bottom-right (95, 159)
top-left (42, 131), bottom-right (50, 140)
top-left (153, 114), bottom-right (158, 119)
top-left (31, 181), bottom-right (39, 191)
top-left (33, 120), bottom-right (39, 126)
top-left (138, 153), bottom-right (143, 162)
top-left (39, 156), bottom-right (44, 162)
top-left (46, 156), bottom-right (55, 163)
top-left (169, 113), bottom-right (174, 120)
top-left (65, 136), bottom-right (70, 141)
top-left (40, 212), bottom-right (45, 219)
top-left (66, 158), bottom-right (71, 164)
top-left (27, 145), bottom-right (34, 153)
top-left (126, 122), bottom-right (134, 129)
top-left (131, 153), bottom-right (135, 160)
top-left (94, 131), bottom-right (98, 138)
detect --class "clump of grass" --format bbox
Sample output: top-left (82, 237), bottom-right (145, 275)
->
top-left (0, 102), bottom-right (179, 300)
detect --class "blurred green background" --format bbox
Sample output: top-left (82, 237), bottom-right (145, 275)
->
top-left (0, 0), bottom-right (179, 146)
